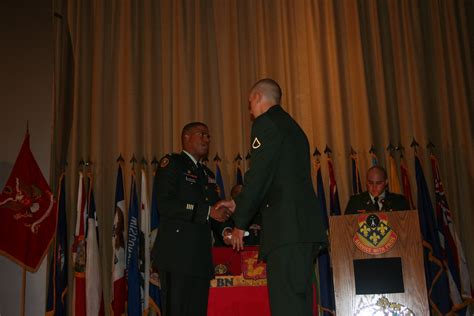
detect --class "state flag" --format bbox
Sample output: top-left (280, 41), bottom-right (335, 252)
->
top-left (111, 165), bottom-right (126, 315)
top-left (127, 172), bottom-right (141, 316)
top-left (72, 172), bottom-right (87, 316)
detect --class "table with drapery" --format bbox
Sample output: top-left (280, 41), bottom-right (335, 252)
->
top-left (208, 246), bottom-right (271, 316)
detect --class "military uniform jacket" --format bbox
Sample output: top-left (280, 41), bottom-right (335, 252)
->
top-left (151, 152), bottom-right (220, 279)
top-left (233, 105), bottom-right (327, 259)
top-left (344, 191), bottom-right (410, 215)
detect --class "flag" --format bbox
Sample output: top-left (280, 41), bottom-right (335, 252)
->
top-left (72, 172), bottom-right (87, 316)
top-left (370, 150), bottom-right (379, 166)
top-left (400, 156), bottom-right (415, 209)
top-left (111, 165), bottom-right (127, 315)
top-left (430, 154), bottom-right (473, 314)
top-left (0, 133), bottom-right (57, 271)
top-left (327, 157), bottom-right (341, 216)
top-left (236, 165), bottom-right (243, 185)
top-left (127, 172), bottom-right (141, 316)
top-left (45, 173), bottom-right (68, 316)
top-left (149, 169), bottom-right (162, 315)
top-left (215, 161), bottom-right (226, 200)
top-left (414, 154), bottom-right (452, 314)
top-left (387, 153), bottom-right (402, 194)
top-left (140, 168), bottom-right (151, 314)
top-left (350, 153), bottom-right (362, 195)
top-left (314, 158), bottom-right (336, 316)
top-left (85, 176), bottom-right (105, 316)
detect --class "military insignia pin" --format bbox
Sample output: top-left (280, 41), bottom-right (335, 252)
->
top-left (353, 213), bottom-right (397, 255)
top-left (160, 157), bottom-right (169, 168)
top-left (214, 264), bottom-right (229, 275)
top-left (252, 137), bottom-right (261, 149)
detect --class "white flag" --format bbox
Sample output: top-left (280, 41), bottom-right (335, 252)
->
top-left (85, 177), bottom-right (103, 315)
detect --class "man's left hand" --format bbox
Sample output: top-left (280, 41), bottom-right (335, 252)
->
top-left (231, 228), bottom-right (245, 251)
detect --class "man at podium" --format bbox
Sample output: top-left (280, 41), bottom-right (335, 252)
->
top-left (345, 166), bottom-right (410, 214)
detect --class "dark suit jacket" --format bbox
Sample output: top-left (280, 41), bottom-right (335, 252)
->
top-left (233, 105), bottom-right (327, 259)
top-left (151, 152), bottom-right (220, 279)
top-left (344, 191), bottom-right (410, 215)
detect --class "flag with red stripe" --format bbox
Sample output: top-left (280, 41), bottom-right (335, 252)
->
top-left (430, 154), bottom-right (473, 314)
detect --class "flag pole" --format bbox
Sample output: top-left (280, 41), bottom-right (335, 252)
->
top-left (20, 267), bottom-right (26, 316)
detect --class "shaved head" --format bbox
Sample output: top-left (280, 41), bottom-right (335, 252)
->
top-left (251, 78), bottom-right (282, 104)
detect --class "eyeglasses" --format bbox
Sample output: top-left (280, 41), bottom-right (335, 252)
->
top-left (192, 130), bottom-right (211, 139)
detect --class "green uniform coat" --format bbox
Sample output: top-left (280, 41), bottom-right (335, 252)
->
top-left (233, 104), bottom-right (327, 259)
top-left (151, 152), bottom-right (220, 279)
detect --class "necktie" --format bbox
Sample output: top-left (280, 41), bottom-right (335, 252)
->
top-left (196, 163), bottom-right (206, 181)
top-left (373, 196), bottom-right (380, 210)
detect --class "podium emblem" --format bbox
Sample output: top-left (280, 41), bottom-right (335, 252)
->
top-left (353, 213), bottom-right (397, 254)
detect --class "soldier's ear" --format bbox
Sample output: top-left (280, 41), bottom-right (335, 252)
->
top-left (183, 133), bottom-right (190, 142)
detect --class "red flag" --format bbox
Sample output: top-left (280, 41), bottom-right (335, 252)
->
top-left (0, 133), bottom-right (57, 272)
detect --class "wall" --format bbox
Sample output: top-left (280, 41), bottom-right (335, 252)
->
top-left (0, 0), bottom-right (53, 314)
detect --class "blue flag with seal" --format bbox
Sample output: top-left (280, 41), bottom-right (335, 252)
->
top-left (149, 168), bottom-right (162, 314)
top-left (415, 154), bottom-right (452, 314)
top-left (127, 172), bottom-right (141, 316)
top-left (215, 161), bottom-right (226, 200)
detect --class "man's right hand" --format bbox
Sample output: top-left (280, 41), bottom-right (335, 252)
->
top-left (215, 199), bottom-right (236, 213)
top-left (209, 205), bottom-right (232, 222)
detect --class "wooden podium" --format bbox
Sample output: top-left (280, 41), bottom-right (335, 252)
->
top-left (329, 210), bottom-right (429, 315)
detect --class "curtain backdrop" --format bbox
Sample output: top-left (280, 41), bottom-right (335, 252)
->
top-left (53, 0), bottom-right (474, 312)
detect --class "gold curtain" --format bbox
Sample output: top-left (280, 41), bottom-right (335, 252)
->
top-left (54, 0), bottom-right (474, 311)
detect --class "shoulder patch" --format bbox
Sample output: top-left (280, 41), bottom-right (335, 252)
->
top-left (252, 137), bottom-right (261, 149)
top-left (160, 157), bottom-right (170, 168)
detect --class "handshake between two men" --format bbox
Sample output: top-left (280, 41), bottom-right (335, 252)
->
top-left (209, 198), bottom-right (248, 251)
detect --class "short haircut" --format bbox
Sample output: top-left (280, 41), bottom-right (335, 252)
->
top-left (181, 121), bottom-right (208, 141)
top-left (252, 78), bottom-right (282, 104)
top-left (367, 165), bottom-right (388, 180)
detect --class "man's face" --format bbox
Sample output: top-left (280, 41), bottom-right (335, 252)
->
top-left (366, 169), bottom-right (388, 197)
top-left (183, 125), bottom-right (210, 161)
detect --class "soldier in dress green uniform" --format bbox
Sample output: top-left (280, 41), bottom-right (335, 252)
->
top-left (345, 165), bottom-right (410, 214)
top-left (151, 122), bottom-right (231, 316)
top-left (216, 79), bottom-right (327, 316)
